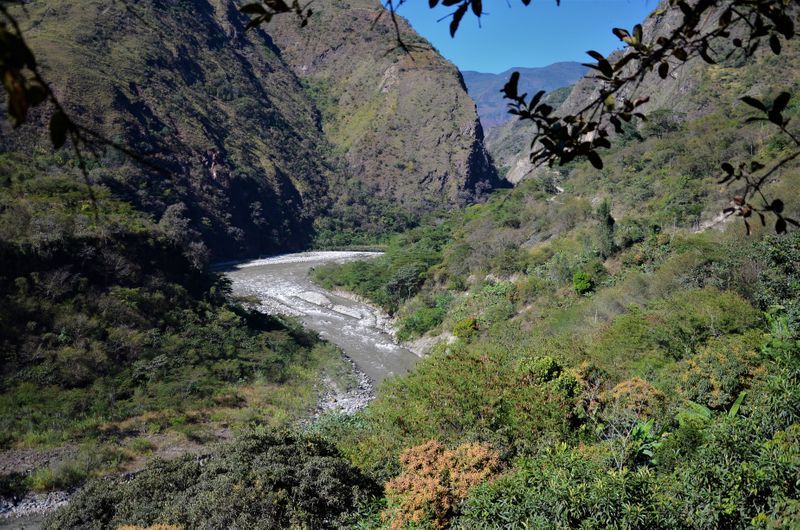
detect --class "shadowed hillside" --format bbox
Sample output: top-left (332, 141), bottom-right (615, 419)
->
top-left (2, 0), bottom-right (500, 257)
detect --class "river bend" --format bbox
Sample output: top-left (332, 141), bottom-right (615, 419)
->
top-left (223, 251), bottom-right (420, 383)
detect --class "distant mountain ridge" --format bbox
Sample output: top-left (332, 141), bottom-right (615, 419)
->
top-left (461, 62), bottom-right (587, 129)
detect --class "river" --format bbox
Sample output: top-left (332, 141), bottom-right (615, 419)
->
top-left (223, 251), bottom-right (421, 384)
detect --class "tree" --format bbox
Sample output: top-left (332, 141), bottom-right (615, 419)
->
top-left (595, 198), bottom-right (616, 259)
top-left (382, 439), bottom-right (500, 530)
top-left (44, 429), bottom-right (379, 530)
top-left (641, 108), bottom-right (685, 139)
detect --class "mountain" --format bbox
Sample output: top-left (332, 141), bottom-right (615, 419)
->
top-left (10, 0), bottom-right (800, 527)
top-left (268, 1), bottom-right (501, 213)
top-left (461, 62), bottom-right (587, 129)
top-left (490, 1), bottom-right (800, 190)
top-left (3, 0), bottom-right (499, 258)
top-left (4, 0), bottom-right (335, 258)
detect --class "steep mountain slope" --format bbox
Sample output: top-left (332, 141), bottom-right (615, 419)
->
top-left (6, 0), bottom-right (339, 258)
top-left (557, 2), bottom-right (721, 121)
top-left (4, 0), bottom-right (499, 257)
top-left (462, 63), bottom-right (586, 129)
top-left (268, 0), bottom-right (502, 212)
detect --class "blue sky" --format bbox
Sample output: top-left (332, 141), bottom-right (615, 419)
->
top-left (396, 0), bottom-right (657, 73)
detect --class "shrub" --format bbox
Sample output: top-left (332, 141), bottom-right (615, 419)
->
top-left (44, 430), bottom-right (379, 530)
top-left (477, 299), bottom-right (515, 328)
top-left (397, 295), bottom-right (452, 340)
top-left (607, 377), bottom-right (666, 419)
top-left (383, 440), bottom-right (500, 530)
top-left (455, 445), bottom-right (665, 529)
top-left (398, 306), bottom-right (446, 340)
top-left (677, 332), bottom-right (761, 410)
top-left (518, 355), bottom-right (562, 385)
top-left (572, 271), bottom-right (593, 294)
top-left (27, 462), bottom-right (87, 493)
top-left (453, 317), bottom-right (478, 339)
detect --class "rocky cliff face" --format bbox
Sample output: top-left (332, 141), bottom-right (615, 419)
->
top-left (268, 0), bottom-right (502, 211)
top-left (558, 1), bottom-right (709, 121)
top-left (5, 0), bottom-right (500, 256)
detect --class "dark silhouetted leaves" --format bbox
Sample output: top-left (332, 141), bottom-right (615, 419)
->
top-left (741, 96), bottom-right (766, 111)
top-left (471, 0), bottom-right (482, 17)
top-left (238, 0), bottom-right (312, 31)
top-left (240, 3), bottom-right (267, 14)
top-left (450, 3), bottom-right (468, 37)
top-left (501, 72), bottom-right (520, 100)
top-left (770, 34), bottom-right (781, 54)
top-left (587, 151), bottom-right (604, 169)
top-left (49, 111), bottom-right (70, 149)
top-left (3, 69), bottom-right (27, 126)
top-left (772, 92), bottom-right (791, 114)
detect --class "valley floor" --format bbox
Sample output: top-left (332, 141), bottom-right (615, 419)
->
top-left (1, 251), bottom-right (423, 527)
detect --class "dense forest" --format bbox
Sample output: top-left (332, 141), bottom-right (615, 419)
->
top-left (1, 0), bottom-right (799, 528)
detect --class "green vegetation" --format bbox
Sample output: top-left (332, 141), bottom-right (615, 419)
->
top-left (0, 154), bottom-right (352, 494)
top-left (572, 271), bottom-right (593, 294)
top-left (307, 212), bottom-right (800, 529)
top-left (3, 1), bottom-right (800, 528)
top-left (313, 220), bottom-right (452, 314)
top-left (44, 429), bottom-right (378, 530)
top-left (300, 42), bottom-right (800, 521)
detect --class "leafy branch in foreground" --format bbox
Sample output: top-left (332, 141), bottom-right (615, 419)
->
top-left (238, 0), bottom-right (314, 29)
top-left (382, 0), bottom-right (797, 233)
top-left (498, 0), bottom-right (796, 233)
top-left (719, 91), bottom-right (800, 234)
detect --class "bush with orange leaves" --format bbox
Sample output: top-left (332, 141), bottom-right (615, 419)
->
top-left (608, 377), bottom-right (665, 419)
top-left (382, 440), bottom-right (500, 530)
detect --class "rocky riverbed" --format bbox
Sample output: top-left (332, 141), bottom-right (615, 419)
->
top-left (223, 251), bottom-right (422, 386)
